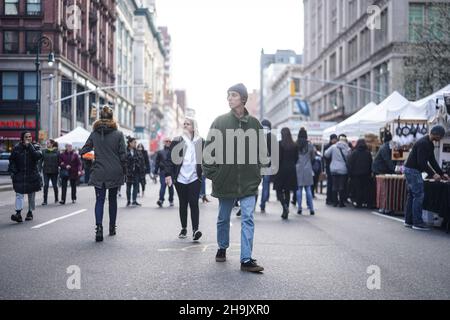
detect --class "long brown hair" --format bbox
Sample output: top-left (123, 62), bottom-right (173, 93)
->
top-left (280, 128), bottom-right (296, 150)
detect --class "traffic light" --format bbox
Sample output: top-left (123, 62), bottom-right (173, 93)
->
top-left (144, 91), bottom-right (153, 104)
top-left (290, 78), bottom-right (300, 97)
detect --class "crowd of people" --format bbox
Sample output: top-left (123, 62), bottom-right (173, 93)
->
top-left (7, 81), bottom-right (449, 273)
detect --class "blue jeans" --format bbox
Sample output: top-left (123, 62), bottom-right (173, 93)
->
top-left (199, 175), bottom-right (206, 197)
top-left (297, 186), bottom-right (314, 211)
top-left (404, 167), bottom-right (425, 226)
top-left (217, 196), bottom-right (256, 263)
top-left (95, 187), bottom-right (118, 226)
top-left (159, 173), bottom-right (174, 203)
top-left (260, 175), bottom-right (271, 209)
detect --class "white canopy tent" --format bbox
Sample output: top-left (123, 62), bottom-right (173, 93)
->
top-left (412, 84), bottom-right (450, 108)
top-left (55, 127), bottom-right (91, 149)
top-left (322, 102), bottom-right (378, 140)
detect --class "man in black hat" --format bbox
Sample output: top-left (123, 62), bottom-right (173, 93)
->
top-left (323, 134), bottom-right (338, 205)
top-left (404, 125), bottom-right (449, 231)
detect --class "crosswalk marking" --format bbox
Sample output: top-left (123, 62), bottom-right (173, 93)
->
top-left (31, 209), bottom-right (87, 229)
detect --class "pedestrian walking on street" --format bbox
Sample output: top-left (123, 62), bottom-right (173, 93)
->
top-left (41, 139), bottom-right (59, 205)
top-left (9, 131), bottom-right (43, 223)
top-left (324, 134), bottom-right (338, 205)
top-left (80, 106), bottom-right (127, 242)
top-left (273, 128), bottom-right (298, 219)
top-left (203, 83), bottom-right (267, 273)
top-left (164, 117), bottom-right (204, 241)
top-left (59, 143), bottom-right (82, 205)
top-left (403, 126), bottom-right (449, 231)
top-left (154, 138), bottom-right (175, 207)
top-left (295, 128), bottom-right (316, 216)
top-left (199, 175), bottom-right (211, 203)
top-left (259, 119), bottom-right (276, 213)
top-left (324, 134), bottom-right (350, 207)
top-left (126, 137), bottom-right (144, 207)
top-left (137, 143), bottom-right (150, 197)
top-left (347, 139), bottom-right (373, 208)
top-left (311, 149), bottom-right (322, 199)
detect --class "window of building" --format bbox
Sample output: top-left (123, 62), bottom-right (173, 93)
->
top-left (374, 62), bottom-right (389, 103)
top-left (24, 72), bottom-right (37, 100)
top-left (359, 73), bottom-right (371, 107)
top-left (61, 77), bottom-right (72, 131)
top-left (339, 46), bottom-right (344, 74)
top-left (329, 52), bottom-right (337, 79)
top-left (3, 31), bottom-right (19, 53)
top-left (4, 0), bottom-right (19, 15)
top-left (76, 85), bottom-right (85, 123)
top-left (360, 27), bottom-right (371, 60)
top-left (375, 9), bottom-right (388, 46)
top-left (409, 4), bottom-right (425, 42)
top-left (26, 0), bottom-right (41, 15)
top-left (347, 36), bottom-right (358, 68)
top-left (348, 0), bottom-right (357, 25)
top-left (2, 72), bottom-right (19, 100)
top-left (348, 80), bottom-right (358, 112)
top-left (25, 31), bottom-right (42, 54)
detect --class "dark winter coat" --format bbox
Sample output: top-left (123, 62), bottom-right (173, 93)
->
top-left (202, 108), bottom-right (268, 199)
top-left (141, 149), bottom-right (151, 174)
top-left (42, 148), bottom-right (60, 175)
top-left (348, 145), bottom-right (373, 177)
top-left (59, 151), bottom-right (82, 180)
top-left (154, 146), bottom-right (171, 175)
top-left (164, 135), bottom-right (204, 182)
top-left (9, 143), bottom-right (43, 194)
top-left (372, 142), bottom-right (395, 175)
top-left (273, 142), bottom-right (298, 192)
top-left (126, 148), bottom-right (145, 183)
top-left (80, 119), bottom-right (127, 189)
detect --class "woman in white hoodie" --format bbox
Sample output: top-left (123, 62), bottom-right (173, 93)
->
top-left (164, 118), bottom-right (205, 241)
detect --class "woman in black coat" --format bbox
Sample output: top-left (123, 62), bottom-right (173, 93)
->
top-left (273, 128), bottom-right (299, 219)
top-left (41, 139), bottom-right (60, 205)
top-left (347, 139), bottom-right (373, 208)
top-left (125, 137), bottom-right (145, 207)
top-left (80, 106), bottom-right (127, 242)
top-left (137, 143), bottom-right (150, 197)
top-left (9, 131), bottom-right (43, 223)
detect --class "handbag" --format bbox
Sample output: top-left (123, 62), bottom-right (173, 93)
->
top-left (319, 172), bottom-right (327, 182)
top-left (60, 168), bottom-right (69, 178)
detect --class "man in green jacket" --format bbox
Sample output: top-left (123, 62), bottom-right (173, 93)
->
top-left (203, 83), bottom-right (268, 273)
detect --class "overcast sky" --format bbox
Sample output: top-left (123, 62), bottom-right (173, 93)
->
top-left (156, 0), bottom-right (304, 137)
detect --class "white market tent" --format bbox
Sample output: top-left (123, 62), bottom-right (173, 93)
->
top-left (322, 102), bottom-right (378, 140)
top-left (412, 84), bottom-right (450, 109)
top-left (55, 127), bottom-right (91, 149)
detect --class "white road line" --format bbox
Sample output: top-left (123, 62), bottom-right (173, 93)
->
top-left (31, 209), bottom-right (87, 229)
top-left (370, 211), bottom-right (404, 223)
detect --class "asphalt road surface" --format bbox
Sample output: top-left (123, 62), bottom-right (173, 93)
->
top-left (1, 179), bottom-right (450, 300)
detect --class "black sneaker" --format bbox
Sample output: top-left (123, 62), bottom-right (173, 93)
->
top-left (260, 207), bottom-right (266, 214)
top-left (41, 202), bottom-right (47, 206)
top-left (413, 224), bottom-right (430, 231)
top-left (11, 213), bottom-right (23, 223)
top-left (157, 200), bottom-right (163, 208)
top-left (240, 259), bottom-right (264, 273)
top-left (170, 202), bottom-right (174, 207)
top-left (126, 201), bottom-right (131, 207)
top-left (193, 230), bottom-right (202, 241)
top-left (236, 209), bottom-right (241, 217)
top-left (25, 211), bottom-right (33, 221)
top-left (297, 209), bottom-right (302, 215)
top-left (215, 249), bottom-right (226, 262)
top-left (95, 224), bottom-right (103, 242)
top-left (132, 201), bottom-right (142, 206)
top-left (72, 200), bottom-right (76, 204)
top-left (59, 201), bottom-right (65, 205)
top-left (178, 229), bottom-right (187, 239)
top-left (310, 210), bottom-right (315, 216)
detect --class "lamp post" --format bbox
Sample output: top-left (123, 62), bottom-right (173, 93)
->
top-left (35, 36), bottom-right (55, 142)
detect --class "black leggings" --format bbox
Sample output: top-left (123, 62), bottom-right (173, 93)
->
top-left (175, 180), bottom-right (201, 232)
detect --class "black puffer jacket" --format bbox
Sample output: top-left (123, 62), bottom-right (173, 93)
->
top-left (41, 148), bottom-right (60, 175)
top-left (126, 148), bottom-right (145, 183)
top-left (9, 142), bottom-right (43, 194)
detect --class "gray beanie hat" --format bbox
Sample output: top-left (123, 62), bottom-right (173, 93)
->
top-left (228, 83), bottom-right (248, 105)
top-left (430, 125), bottom-right (446, 138)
